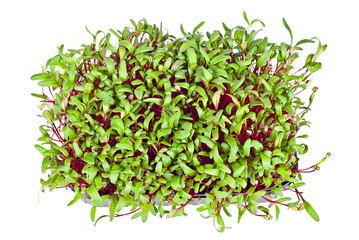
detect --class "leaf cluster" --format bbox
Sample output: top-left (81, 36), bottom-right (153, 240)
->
top-left (32, 13), bottom-right (326, 231)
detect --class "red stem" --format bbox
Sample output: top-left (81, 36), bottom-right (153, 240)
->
top-left (48, 87), bottom-right (56, 100)
top-left (176, 190), bottom-right (195, 212)
top-left (115, 208), bottom-right (141, 217)
top-left (294, 88), bottom-right (305, 96)
top-left (295, 104), bottom-right (311, 117)
top-left (41, 100), bottom-right (56, 104)
top-left (56, 183), bottom-right (75, 189)
top-left (51, 123), bottom-right (65, 143)
top-left (262, 196), bottom-right (288, 207)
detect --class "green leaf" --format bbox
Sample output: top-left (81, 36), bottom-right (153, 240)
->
top-left (94, 215), bottom-right (110, 226)
top-left (232, 163), bottom-right (245, 178)
top-left (197, 135), bottom-right (214, 149)
top-left (30, 73), bottom-right (51, 81)
top-left (243, 138), bottom-right (251, 157)
top-left (226, 135), bottom-right (238, 149)
top-left (121, 181), bottom-right (132, 196)
top-left (143, 112), bottom-right (154, 131)
top-left (212, 90), bottom-right (223, 111)
top-left (260, 96), bottom-right (272, 108)
top-left (275, 205), bottom-right (280, 221)
top-left (224, 174), bottom-right (236, 188)
top-left (276, 167), bottom-right (290, 179)
top-left (67, 192), bottom-right (83, 206)
top-left (118, 40), bottom-right (134, 54)
top-left (155, 161), bottom-right (163, 175)
top-left (174, 130), bottom-right (190, 139)
top-left (237, 60), bottom-right (252, 68)
top-left (91, 206), bottom-right (96, 222)
top-left (158, 203), bottom-right (165, 217)
top-left (109, 196), bottom-right (118, 221)
top-left (210, 32), bottom-right (221, 44)
top-left (106, 43), bottom-right (117, 53)
top-left (204, 168), bottom-right (219, 176)
top-left (260, 152), bottom-right (271, 170)
top-left (307, 62), bottom-right (322, 73)
top-left (199, 47), bottom-right (210, 66)
top-left (280, 42), bottom-right (287, 59)
top-left (216, 214), bottom-right (225, 232)
top-left (179, 162), bottom-right (196, 176)
top-left (282, 18), bottom-right (293, 45)
top-left (197, 204), bottom-right (208, 212)
top-left (238, 207), bottom-right (246, 223)
top-left (303, 199), bottom-right (320, 222)
top-left (256, 50), bottom-right (272, 68)
top-left (82, 153), bottom-right (95, 165)
top-left (215, 191), bottom-right (231, 199)
top-left (96, 91), bottom-right (114, 104)
top-left (270, 187), bottom-right (283, 197)
top-left (195, 86), bottom-right (209, 101)
top-left (118, 60), bottom-right (128, 81)
top-left (60, 53), bottom-right (75, 64)
top-left (236, 178), bottom-right (247, 188)
top-left (217, 163), bottom-right (231, 174)
top-left (67, 64), bottom-right (76, 82)
top-left (251, 190), bottom-right (266, 200)
top-left (143, 98), bottom-right (163, 105)
top-left (180, 24), bottom-right (187, 36)
top-left (317, 155), bottom-right (328, 165)
top-left (43, 149), bottom-right (60, 157)
top-left (192, 21), bottom-right (205, 34)
top-left (251, 19), bottom-right (265, 28)
top-left (186, 47), bottom-right (197, 69)
top-left (105, 57), bottom-right (115, 75)
top-left (201, 66), bottom-right (212, 82)
top-left (222, 206), bottom-right (232, 217)
top-left (295, 39), bottom-right (315, 47)
top-left (312, 38), bottom-right (327, 61)
top-left (41, 158), bottom-right (49, 173)
top-left (250, 140), bottom-right (263, 152)
top-left (162, 58), bottom-right (172, 72)
top-left (171, 59), bottom-right (186, 71)
top-left (290, 182), bottom-right (305, 189)
top-left (73, 142), bottom-right (83, 157)
top-left (222, 22), bottom-right (231, 32)
top-left (134, 181), bottom-right (143, 200)
top-left (35, 144), bottom-right (47, 155)
top-left (88, 165), bottom-right (98, 182)
top-left (210, 55), bottom-right (231, 66)
top-left (38, 78), bottom-right (58, 87)
top-left (180, 39), bottom-right (196, 53)
top-left (87, 186), bottom-right (103, 207)
top-left (243, 11), bottom-right (250, 26)
top-left (116, 143), bottom-right (133, 152)
top-left (53, 145), bottom-right (69, 157)
top-left (141, 203), bottom-right (151, 223)
top-left (227, 94), bottom-right (240, 107)
top-left (31, 93), bottom-right (47, 99)
top-left (85, 26), bottom-right (95, 39)
top-left (134, 47), bottom-right (154, 55)
top-left (94, 175), bottom-right (102, 188)
top-left (42, 110), bottom-right (53, 122)
top-left (258, 206), bottom-right (269, 215)
top-left (117, 196), bottom-right (126, 212)
top-left (211, 145), bottom-right (222, 164)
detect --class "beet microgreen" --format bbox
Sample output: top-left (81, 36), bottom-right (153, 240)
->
top-left (32, 12), bottom-right (328, 232)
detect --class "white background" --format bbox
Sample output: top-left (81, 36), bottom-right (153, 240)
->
top-left (1, 0), bottom-right (358, 239)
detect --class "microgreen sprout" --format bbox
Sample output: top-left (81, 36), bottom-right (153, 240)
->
top-left (32, 12), bottom-right (328, 232)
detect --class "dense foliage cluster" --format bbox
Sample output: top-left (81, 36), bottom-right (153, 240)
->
top-left (32, 13), bottom-right (327, 231)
